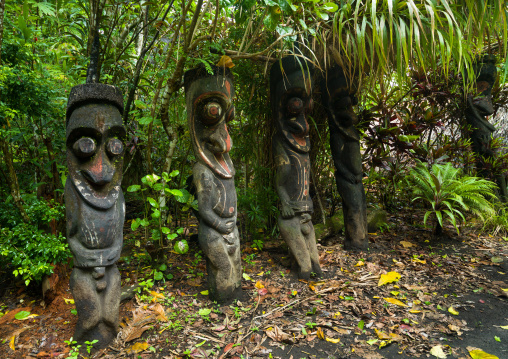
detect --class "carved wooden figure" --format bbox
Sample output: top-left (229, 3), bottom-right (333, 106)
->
top-left (65, 84), bottom-right (125, 347)
top-left (465, 55), bottom-right (507, 200)
top-left (184, 65), bottom-right (242, 303)
top-left (270, 57), bottom-right (322, 279)
top-left (322, 66), bottom-right (368, 250)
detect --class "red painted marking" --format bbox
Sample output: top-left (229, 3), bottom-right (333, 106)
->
top-left (90, 152), bottom-right (104, 180)
top-left (210, 106), bottom-right (219, 115)
top-left (225, 81), bottom-right (231, 96)
top-left (229, 207), bottom-right (234, 213)
top-left (292, 134), bottom-right (307, 146)
top-left (215, 153), bottom-right (231, 175)
top-left (304, 190), bottom-right (308, 195)
top-left (225, 124), bottom-right (232, 152)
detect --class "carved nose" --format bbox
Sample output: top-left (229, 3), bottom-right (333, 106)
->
top-left (207, 124), bottom-right (231, 153)
top-left (289, 113), bottom-right (309, 135)
top-left (82, 151), bottom-right (114, 186)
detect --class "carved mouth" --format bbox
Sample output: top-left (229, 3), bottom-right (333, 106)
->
top-left (214, 153), bottom-right (231, 175)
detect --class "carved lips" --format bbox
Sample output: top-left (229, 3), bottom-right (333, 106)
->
top-left (188, 78), bottom-right (236, 179)
top-left (67, 104), bottom-right (126, 210)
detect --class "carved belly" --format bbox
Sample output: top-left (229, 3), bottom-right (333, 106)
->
top-left (78, 204), bottom-right (121, 249)
top-left (212, 176), bottom-right (236, 218)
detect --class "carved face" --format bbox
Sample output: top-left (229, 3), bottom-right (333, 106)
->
top-left (472, 57), bottom-right (497, 116)
top-left (187, 75), bottom-right (235, 178)
top-left (324, 76), bottom-right (359, 128)
top-left (67, 103), bottom-right (125, 209)
top-left (274, 71), bottom-right (313, 153)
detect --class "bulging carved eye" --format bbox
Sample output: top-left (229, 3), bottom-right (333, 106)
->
top-left (73, 137), bottom-right (96, 158)
top-left (287, 97), bottom-right (304, 114)
top-left (202, 102), bottom-right (222, 124)
top-left (107, 138), bottom-right (124, 156)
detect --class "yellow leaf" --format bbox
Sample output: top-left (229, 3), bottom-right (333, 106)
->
top-left (409, 310), bottom-right (421, 313)
top-left (291, 290), bottom-right (298, 296)
top-left (326, 337), bottom-right (340, 343)
top-left (448, 306), bottom-right (459, 315)
top-left (216, 55), bottom-right (235, 68)
top-left (257, 272), bottom-right (264, 276)
top-left (378, 340), bottom-right (389, 348)
top-left (309, 285), bottom-right (316, 292)
top-left (469, 349), bottom-right (499, 359)
top-left (63, 298), bottom-right (74, 305)
top-left (412, 258), bottom-right (426, 264)
top-left (391, 291), bottom-right (400, 296)
top-left (378, 271), bottom-right (401, 286)
top-left (150, 291), bottom-right (165, 301)
top-left (200, 290), bottom-right (209, 295)
top-left (430, 345), bottom-right (447, 358)
top-left (502, 288), bottom-right (508, 292)
top-left (498, 325), bottom-right (508, 329)
top-left (383, 297), bottom-right (407, 307)
top-left (255, 281), bottom-right (264, 289)
top-left (9, 335), bottom-right (15, 351)
top-left (316, 327), bottom-right (325, 340)
top-left (333, 311), bottom-right (341, 318)
top-left (375, 329), bottom-right (391, 340)
top-left (400, 240), bottom-right (415, 248)
top-left (243, 273), bottom-right (252, 281)
top-left (126, 342), bottom-right (150, 354)
top-left (355, 261), bottom-right (365, 267)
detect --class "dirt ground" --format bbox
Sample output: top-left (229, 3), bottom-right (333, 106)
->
top-left (0, 212), bottom-right (507, 359)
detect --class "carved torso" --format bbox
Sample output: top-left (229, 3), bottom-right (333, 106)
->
top-left (274, 137), bottom-right (313, 213)
top-left (193, 162), bottom-right (236, 220)
top-left (65, 178), bottom-right (124, 268)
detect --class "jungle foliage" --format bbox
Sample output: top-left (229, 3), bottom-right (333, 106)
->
top-left (0, 0), bottom-right (507, 286)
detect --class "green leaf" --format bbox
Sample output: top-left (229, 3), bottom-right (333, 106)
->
top-left (151, 209), bottom-right (161, 218)
top-left (138, 116), bottom-right (154, 125)
top-left (127, 185), bottom-right (141, 192)
top-left (161, 227), bottom-right (171, 234)
top-left (159, 264), bottom-right (167, 271)
top-left (147, 197), bottom-right (158, 208)
top-left (358, 320), bottom-right (365, 330)
top-left (174, 240), bottom-right (189, 254)
top-left (14, 311), bottom-right (31, 320)
top-left (131, 218), bottom-right (141, 231)
top-left (322, 2), bottom-right (338, 12)
top-left (134, 100), bottom-right (147, 109)
top-left (154, 271), bottom-right (163, 281)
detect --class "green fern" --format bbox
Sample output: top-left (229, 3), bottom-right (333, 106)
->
top-left (408, 161), bottom-right (497, 235)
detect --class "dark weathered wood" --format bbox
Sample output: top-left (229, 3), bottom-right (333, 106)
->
top-left (184, 65), bottom-right (242, 303)
top-left (65, 83), bottom-right (125, 347)
top-left (322, 66), bottom-right (368, 250)
top-left (270, 56), bottom-right (322, 279)
top-left (465, 55), bottom-right (506, 201)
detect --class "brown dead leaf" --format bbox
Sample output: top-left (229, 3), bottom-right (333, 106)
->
top-left (216, 55), bottom-right (235, 68)
top-left (400, 240), bottom-right (415, 248)
top-left (150, 303), bottom-right (168, 322)
top-left (125, 342), bottom-right (149, 354)
top-left (266, 326), bottom-right (294, 344)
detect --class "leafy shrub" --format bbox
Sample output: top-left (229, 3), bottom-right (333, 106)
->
top-left (0, 195), bottom-right (69, 285)
top-left (408, 161), bottom-right (497, 235)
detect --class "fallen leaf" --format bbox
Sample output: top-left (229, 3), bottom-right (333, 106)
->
top-left (400, 240), bottom-right (415, 248)
top-left (216, 55), bottom-right (235, 68)
top-left (243, 273), bottom-right (252, 281)
top-left (448, 306), bottom-right (459, 315)
top-left (258, 288), bottom-right (268, 296)
top-left (378, 272), bottom-right (401, 286)
top-left (496, 325), bottom-right (508, 329)
top-left (430, 344), bottom-right (447, 358)
top-left (150, 303), bottom-right (168, 322)
top-left (412, 258), bottom-right (426, 264)
top-left (200, 290), bottom-right (209, 295)
top-left (468, 349), bottom-right (499, 359)
top-left (355, 261), bottom-right (365, 267)
top-left (63, 298), bottom-right (74, 305)
top-left (255, 281), bottom-right (264, 289)
top-left (325, 337), bottom-right (340, 343)
top-left (150, 291), bottom-right (165, 301)
top-left (316, 327), bottom-right (325, 340)
top-left (266, 325), bottom-right (294, 344)
top-left (125, 342), bottom-right (149, 354)
top-left (383, 297), bottom-right (407, 307)
top-left (374, 329), bottom-right (391, 340)
top-left (9, 335), bottom-right (15, 351)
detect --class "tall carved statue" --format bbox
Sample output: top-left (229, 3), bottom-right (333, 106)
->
top-left (65, 84), bottom-right (125, 347)
top-left (321, 66), bottom-right (368, 250)
top-left (184, 65), bottom-right (242, 303)
top-left (270, 56), bottom-right (322, 279)
top-left (465, 55), bottom-right (507, 201)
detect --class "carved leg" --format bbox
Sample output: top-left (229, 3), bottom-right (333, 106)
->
top-left (70, 266), bottom-right (120, 348)
top-left (336, 178), bottom-right (368, 250)
top-left (303, 220), bottom-right (323, 277)
top-left (278, 215), bottom-right (312, 279)
top-left (199, 226), bottom-right (241, 303)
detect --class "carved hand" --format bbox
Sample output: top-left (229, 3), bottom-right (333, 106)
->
top-left (217, 219), bottom-right (235, 234)
top-left (281, 202), bottom-right (295, 219)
